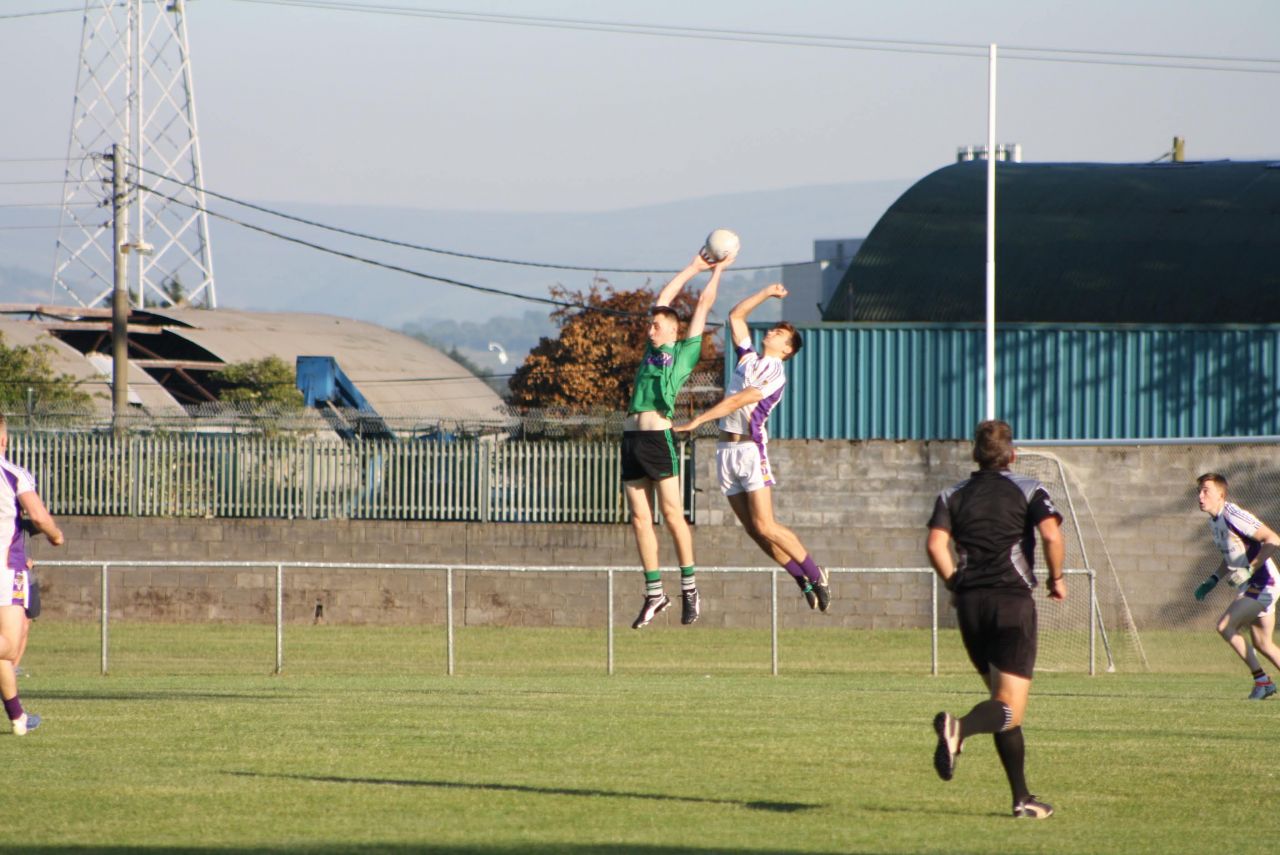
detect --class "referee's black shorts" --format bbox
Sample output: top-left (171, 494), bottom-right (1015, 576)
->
top-left (954, 588), bottom-right (1037, 679)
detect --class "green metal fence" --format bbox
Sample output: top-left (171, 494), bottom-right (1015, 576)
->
top-left (8, 433), bottom-right (637, 522)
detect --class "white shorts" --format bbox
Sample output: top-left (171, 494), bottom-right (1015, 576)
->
top-left (0, 567), bottom-right (28, 610)
top-left (1240, 584), bottom-right (1277, 617)
top-left (716, 442), bottom-right (776, 497)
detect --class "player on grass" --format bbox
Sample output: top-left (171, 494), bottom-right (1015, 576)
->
top-left (673, 284), bottom-right (830, 611)
top-left (927, 419), bottom-right (1066, 819)
top-left (625, 249), bottom-right (731, 629)
top-left (1191, 473), bottom-right (1280, 700)
top-left (0, 414), bottom-right (63, 734)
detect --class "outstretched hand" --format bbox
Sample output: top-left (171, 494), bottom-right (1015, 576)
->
top-left (672, 421), bottom-right (697, 434)
top-left (763, 283), bottom-right (788, 300)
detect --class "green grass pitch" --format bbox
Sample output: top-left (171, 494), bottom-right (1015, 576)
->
top-left (8, 622), bottom-right (1273, 853)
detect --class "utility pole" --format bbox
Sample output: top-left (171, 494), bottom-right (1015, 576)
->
top-left (111, 144), bottom-right (130, 431)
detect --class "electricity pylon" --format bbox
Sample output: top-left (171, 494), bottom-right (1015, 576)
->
top-left (53, 0), bottom-right (216, 309)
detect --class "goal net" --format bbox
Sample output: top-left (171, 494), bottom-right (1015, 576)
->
top-left (1014, 451), bottom-right (1147, 673)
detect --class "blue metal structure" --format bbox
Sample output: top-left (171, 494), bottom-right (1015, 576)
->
top-left (735, 324), bottom-right (1280, 440)
top-left (295, 356), bottom-right (393, 440)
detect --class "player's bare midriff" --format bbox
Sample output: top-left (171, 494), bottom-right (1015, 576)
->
top-left (624, 411), bottom-right (673, 431)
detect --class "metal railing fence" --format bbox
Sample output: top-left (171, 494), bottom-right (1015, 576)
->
top-left (9, 434), bottom-right (649, 523)
top-left (38, 561), bottom-right (1098, 677)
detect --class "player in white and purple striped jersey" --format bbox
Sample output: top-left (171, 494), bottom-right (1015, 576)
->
top-left (1193, 473), bottom-right (1280, 700)
top-left (674, 284), bottom-right (832, 611)
top-left (0, 415), bottom-right (64, 733)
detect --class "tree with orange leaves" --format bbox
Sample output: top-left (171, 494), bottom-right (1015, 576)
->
top-left (507, 278), bottom-right (722, 413)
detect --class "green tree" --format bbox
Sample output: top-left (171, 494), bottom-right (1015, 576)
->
top-left (0, 333), bottom-right (93, 411)
top-left (210, 356), bottom-right (304, 407)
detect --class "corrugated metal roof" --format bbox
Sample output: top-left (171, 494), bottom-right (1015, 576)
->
top-left (0, 318), bottom-right (187, 416)
top-left (824, 160), bottom-right (1280, 323)
top-left (148, 308), bottom-right (505, 421)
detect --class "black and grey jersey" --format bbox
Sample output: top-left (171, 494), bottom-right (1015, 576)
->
top-left (927, 469), bottom-right (1063, 593)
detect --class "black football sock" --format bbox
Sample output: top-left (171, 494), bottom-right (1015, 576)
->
top-left (994, 726), bottom-right (1030, 803)
top-left (958, 699), bottom-right (1012, 739)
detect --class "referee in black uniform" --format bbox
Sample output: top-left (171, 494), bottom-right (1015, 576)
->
top-left (926, 420), bottom-right (1066, 819)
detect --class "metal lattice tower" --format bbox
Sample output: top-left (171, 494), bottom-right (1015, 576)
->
top-left (53, 0), bottom-right (216, 309)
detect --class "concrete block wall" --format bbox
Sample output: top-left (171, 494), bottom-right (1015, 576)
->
top-left (29, 440), bottom-right (1259, 630)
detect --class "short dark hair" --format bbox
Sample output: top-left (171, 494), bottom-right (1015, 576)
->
top-left (774, 322), bottom-right (802, 360)
top-left (1197, 472), bottom-right (1228, 493)
top-left (972, 419), bottom-right (1014, 470)
top-left (651, 305), bottom-right (680, 324)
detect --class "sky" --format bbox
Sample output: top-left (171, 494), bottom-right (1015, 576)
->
top-left (3, 0), bottom-right (1277, 212)
top-left (0, 0), bottom-right (1277, 331)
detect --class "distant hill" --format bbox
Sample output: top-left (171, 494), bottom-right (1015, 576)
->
top-left (0, 178), bottom-right (913, 342)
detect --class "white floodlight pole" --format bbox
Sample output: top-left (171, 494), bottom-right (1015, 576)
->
top-left (984, 44), bottom-right (998, 420)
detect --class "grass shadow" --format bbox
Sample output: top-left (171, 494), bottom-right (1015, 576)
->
top-left (227, 770), bottom-right (818, 813)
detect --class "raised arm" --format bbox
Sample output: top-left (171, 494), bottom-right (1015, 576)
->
top-left (728, 283), bottom-right (787, 345)
top-left (685, 255), bottom-right (732, 339)
top-left (655, 254), bottom-right (712, 308)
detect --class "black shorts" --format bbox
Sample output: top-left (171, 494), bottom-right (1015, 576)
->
top-left (25, 570), bottom-right (39, 620)
top-left (954, 588), bottom-right (1037, 679)
top-left (620, 430), bottom-right (680, 482)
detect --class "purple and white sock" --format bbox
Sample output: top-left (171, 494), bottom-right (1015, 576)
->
top-left (783, 560), bottom-right (806, 581)
top-left (3, 695), bottom-right (23, 722)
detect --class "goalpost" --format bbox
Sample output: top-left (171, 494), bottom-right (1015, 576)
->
top-left (1014, 451), bottom-right (1148, 672)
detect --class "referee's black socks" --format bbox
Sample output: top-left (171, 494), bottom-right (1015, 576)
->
top-left (958, 699), bottom-right (1013, 738)
top-left (994, 727), bottom-right (1030, 803)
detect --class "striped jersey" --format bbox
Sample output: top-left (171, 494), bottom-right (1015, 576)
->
top-left (717, 338), bottom-right (787, 445)
top-left (1209, 502), bottom-right (1278, 590)
top-left (927, 469), bottom-right (1062, 593)
top-left (0, 456), bottom-right (35, 572)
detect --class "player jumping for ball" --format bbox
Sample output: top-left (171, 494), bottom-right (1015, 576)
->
top-left (624, 249), bottom-right (731, 629)
top-left (1192, 473), bottom-right (1280, 700)
top-left (673, 284), bottom-right (830, 611)
top-left (927, 420), bottom-right (1066, 819)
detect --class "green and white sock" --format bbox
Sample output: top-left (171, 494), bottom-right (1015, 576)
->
top-left (644, 570), bottom-right (663, 598)
top-left (680, 565), bottom-right (697, 592)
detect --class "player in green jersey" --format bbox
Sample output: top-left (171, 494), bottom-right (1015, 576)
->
top-left (625, 249), bottom-right (732, 629)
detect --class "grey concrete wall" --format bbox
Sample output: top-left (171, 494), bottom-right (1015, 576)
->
top-left (31, 439), bottom-right (1253, 630)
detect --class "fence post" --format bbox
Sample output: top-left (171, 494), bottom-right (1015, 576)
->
top-left (930, 571), bottom-right (939, 676)
top-left (446, 567), bottom-right (455, 676)
top-left (770, 569), bottom-right (778, 676)
top-left (275, 563), bottom-right (284, 675)
top-left (100, 563), bottom-right (109, 676)
top-left (606, 568), bottom-right (614, 676)
top-left (479, 444), bottom-right (493, 523)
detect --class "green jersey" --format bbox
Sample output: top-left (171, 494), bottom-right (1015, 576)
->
top-left (627, 336), bottom-right (703, 419)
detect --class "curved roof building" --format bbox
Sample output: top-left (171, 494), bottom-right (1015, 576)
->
top-left (823, 160), bottom-right (1280, 323)
top-left (0, 306), bottom-right (504, 425)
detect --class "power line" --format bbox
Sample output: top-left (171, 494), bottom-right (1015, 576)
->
top-left (0, 157), bottom-right (80, 164)
top-left (136, 182), bottom-right (655, 320)
top-left (0, 7), bottom-right (83, 20)
top-left (0, 202), bottom-right (96, 209)
top-left (128, 163), bottom-right (803, 273)
top-left (234, 0), bottom-right (1280, 75)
